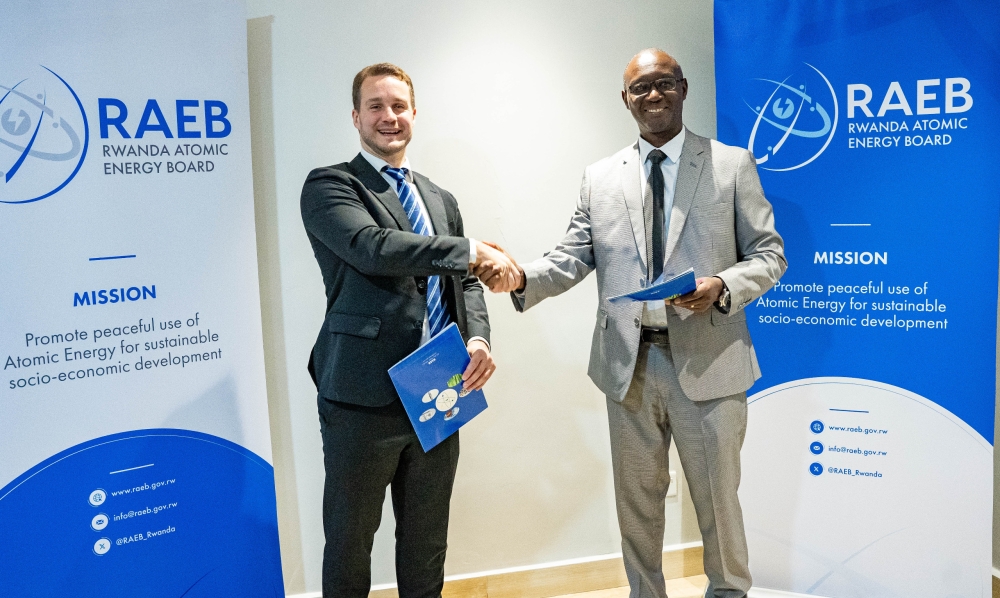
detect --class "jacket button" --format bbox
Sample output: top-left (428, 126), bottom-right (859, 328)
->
top-left (413, 321), bottom-right (423, 330)
top-left (634, 317), bottom-right (640, 328)
top-left (416, 280), bottom-right (427, 293)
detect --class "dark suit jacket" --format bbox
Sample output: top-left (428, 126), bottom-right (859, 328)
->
top-left (301, 153), bottom-right (490, 407)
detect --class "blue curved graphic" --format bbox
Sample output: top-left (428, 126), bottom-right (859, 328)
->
top-left (0, 78), bottom-right (28, 110)
top-left (750, 379), bottom-right (990, 447)
top-left (0, 66), bottom-right (89, 205)
top-left (0, 429), bottom-right (283, 597)
top-left (5, 97), bottom-right (47, 183)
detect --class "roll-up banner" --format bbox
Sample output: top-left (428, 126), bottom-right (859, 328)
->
top-left (0, 1), bottom-right (283, 595)
top-left (714, 2), bottom-right (999, 596)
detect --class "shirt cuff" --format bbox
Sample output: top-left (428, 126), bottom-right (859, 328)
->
top-left (467, 238), bottom-right (477, 269)
top-left (466, 336), bottom-right (490, 352)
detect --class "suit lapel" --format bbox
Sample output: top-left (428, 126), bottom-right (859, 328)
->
top-left (412, 174), bottom-right (450, 235)
top-left (348, 153), bottom-right (413, 233)
top-left (620, 143), bottom-right (647, 274)
top-left (664, 132), bottom-right (706, 264)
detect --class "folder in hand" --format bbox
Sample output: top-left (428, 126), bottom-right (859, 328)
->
top-left (388, 323), bottom-right (489, 452)
top-left (608, 268), bottom-right (697, 303)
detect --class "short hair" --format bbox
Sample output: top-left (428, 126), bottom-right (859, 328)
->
top-left (352, 63), bottom-right (415, 111)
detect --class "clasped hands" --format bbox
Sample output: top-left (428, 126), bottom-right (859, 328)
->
top-left (473, 241), bottom-right (524, 293)
top-left (472, 241), bottom-right (724, 313)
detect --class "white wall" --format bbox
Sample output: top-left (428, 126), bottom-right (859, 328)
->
top-left (995, 296), bottom-right (1000, 574)
top-left (246, 0), bottom-right (717, 593)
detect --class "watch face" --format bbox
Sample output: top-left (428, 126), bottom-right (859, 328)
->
top-left (718, 288), bottom-right (731, 309)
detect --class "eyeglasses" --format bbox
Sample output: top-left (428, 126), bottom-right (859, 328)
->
top-left (626, 77), bottom-right (683, 97)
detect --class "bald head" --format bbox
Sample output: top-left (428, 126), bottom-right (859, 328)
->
top-left (623, 48), bottom-right (683, 86)
top-left (621, 48), bottom-right (688, 146)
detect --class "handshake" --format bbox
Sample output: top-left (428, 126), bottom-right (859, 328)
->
top-left (473, 241), bottom-right (524, 294)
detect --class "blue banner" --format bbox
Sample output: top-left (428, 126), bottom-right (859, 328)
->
top-left (715, 1), bottom-right (998, 596)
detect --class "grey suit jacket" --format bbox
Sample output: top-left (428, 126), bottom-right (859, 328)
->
top-left (513, 130), bottom-right (786, 402)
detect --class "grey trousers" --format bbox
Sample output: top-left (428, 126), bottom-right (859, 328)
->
top-left (607, 341), bottom-right (752, 598)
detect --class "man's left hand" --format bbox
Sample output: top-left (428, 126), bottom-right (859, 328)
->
top-left (462, 339), bottom-right (496, 391)
top-left (670, 277), bottom-right (723, 313)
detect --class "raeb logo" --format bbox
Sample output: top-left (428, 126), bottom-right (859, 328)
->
top-left (0, 66), bottom-right (88, 204)
top-left (745, 63), bottom-right (838, 172)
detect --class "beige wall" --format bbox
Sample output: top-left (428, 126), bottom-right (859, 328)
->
top-left (245, 0), bottom-right (716, 594)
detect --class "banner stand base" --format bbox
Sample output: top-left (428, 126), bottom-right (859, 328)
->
top-left (750, 588), bottom-right (825, 598)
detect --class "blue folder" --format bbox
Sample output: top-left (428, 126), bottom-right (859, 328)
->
top-left (608, 268), bottom-right (697, 303)
top-left (388, 323), bottom-right (489, 451)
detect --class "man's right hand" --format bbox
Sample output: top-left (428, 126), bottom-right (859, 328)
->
top-left (474, 241), bottom-right (524, 293)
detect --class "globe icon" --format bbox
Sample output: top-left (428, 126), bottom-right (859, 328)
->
top-left (744, 63), bottom-right (838, 172)
top-left (0, 66), bottom-right (89, 204)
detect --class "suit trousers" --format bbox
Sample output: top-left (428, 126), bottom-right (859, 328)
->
top-left (319, 397), bottom-right (460, 598)
top-left (607, 340), bottom-right (751, 598)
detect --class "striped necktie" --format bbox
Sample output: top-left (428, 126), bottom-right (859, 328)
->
top-left (383, 167), bottom-right (450, 337)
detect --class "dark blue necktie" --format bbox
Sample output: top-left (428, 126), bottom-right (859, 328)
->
top-left (383, 167), bottom-right (450, 337)
top-left (647, 149), bottom-right (667, 281)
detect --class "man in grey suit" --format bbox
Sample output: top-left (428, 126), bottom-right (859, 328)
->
top-left (479, 49), bottom-right (786, 597)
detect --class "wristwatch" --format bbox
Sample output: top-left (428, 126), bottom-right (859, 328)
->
top-left (714, 277), bottom-right (731, 313)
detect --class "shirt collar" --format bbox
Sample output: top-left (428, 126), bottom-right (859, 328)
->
top-left (360, 148), bottom-right (411, 175)
top-left (637, 127), bottom-right (686, 166)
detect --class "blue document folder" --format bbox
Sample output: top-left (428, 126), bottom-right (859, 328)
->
top-left (608, 268), bottom-right (697, 303)
top-left (388, 323), bottom-right (489, 452)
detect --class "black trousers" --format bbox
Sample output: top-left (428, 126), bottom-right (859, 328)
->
top-left (319, 397), bottom-right (460, 598)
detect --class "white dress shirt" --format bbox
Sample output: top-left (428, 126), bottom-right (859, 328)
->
top-left (637, 127), bottom-right (686, 329)
top-left (359, 149), bottom-right (486, 349)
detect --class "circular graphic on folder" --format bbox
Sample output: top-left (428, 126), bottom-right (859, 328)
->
top-left (435, 389), bottom-right (458, 412)
top-left (422, 389), bottom-right (439, 403)
top-left (419, 409), bottom-right (436, 423)
top-left (444, 407), bottom-right (459, 421)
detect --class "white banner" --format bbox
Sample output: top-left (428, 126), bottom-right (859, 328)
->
top-left (0, 1), bottom-right (283, 594)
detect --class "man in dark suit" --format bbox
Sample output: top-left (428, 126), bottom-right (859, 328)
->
top-left (300, 62), bottom-right (516, 598)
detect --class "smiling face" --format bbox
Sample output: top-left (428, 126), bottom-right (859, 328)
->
top-left (621, 49), bottom-right (688, 146)
top-left (352, 74), bottom-right (415, 167)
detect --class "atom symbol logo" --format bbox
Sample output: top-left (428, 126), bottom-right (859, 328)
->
top-left (0, 66), bottom-right (89, 205)
top-left (745, 63), bottom-right (838, 172)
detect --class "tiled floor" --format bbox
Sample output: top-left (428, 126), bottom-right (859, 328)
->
top-left (556, 575), bottom-right (708, 598)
